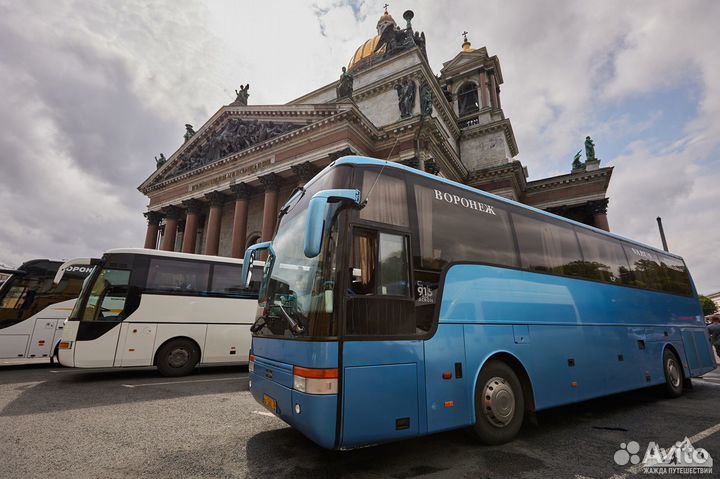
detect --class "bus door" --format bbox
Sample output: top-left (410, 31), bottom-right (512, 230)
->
top-left (341, 227), bottom-right (422, 447)
top-left (73, 269), bottom-right (131, 367)
top-left (26, 318), bottom-right (57, 358)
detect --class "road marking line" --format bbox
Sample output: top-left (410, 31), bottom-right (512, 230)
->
top-left (608, 421), bottom-right (720, 479)
top-left (253, 410), bottom-right (276, 417)
top-left (121, 377), bottom-right (248, 388)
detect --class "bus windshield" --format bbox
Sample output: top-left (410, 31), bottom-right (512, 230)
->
top-left (0, 272), bottom-right (54, 324)
top-left (70, 265), bottom-right (130, 322)
top-left (254, 168), bottom-right (345, 338)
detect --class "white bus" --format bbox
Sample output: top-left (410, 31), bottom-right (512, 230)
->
top-left (0, 259), bottom-right (93, 362)
top-left (59, 248), bottom-right (263, 376)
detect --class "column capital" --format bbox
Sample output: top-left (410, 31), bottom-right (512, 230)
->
top-left (587, 197), bottom-right (609, 215)
top-left (162, 205), bottom-right (183, 220)
top-left (181, 199), bottom-right (204, 215)
top-left (290, 162), bottom-right (318, 184)
top-left (230, 182), bottom-right (252, 200)
top-left (259, 173), bottom-right (281, 191)
top-left (328, 147), bottom-right (355, 161)
top-left (143, 210), bottom-right (163, 225)
top-left (204, 191), bottom-right (227, 207)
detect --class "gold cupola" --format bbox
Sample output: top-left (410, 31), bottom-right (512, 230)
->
top-left (347, 7), bottom-right (397, 71)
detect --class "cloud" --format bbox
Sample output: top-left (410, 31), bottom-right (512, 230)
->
top-left (0, 0), bottom-right (718, 294)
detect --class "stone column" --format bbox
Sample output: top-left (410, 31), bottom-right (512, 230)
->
top-left (143, 211), bottom-right (163, 249)
top-left (589, 198), bottom-right (610, 232)
top-left (479, 70), bottom-right (490, 108)
top-left (290, 161), bottom-right (318, 187)
top-left (160, 206), bottom-right (182, 251)
top-left (181, 199), bottom-right (203, 254)
top-left (488, 70), bottom-right (499, 109)
top-left (203, 192), bottom-right (226, 256)
top-left (230, 183), bottom-right (252, 258)
top-left (259, 173), bottom-right (281, 244)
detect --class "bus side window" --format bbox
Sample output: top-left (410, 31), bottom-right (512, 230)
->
top-left (512, 213), bottom-right (581, 275)
top-left (347, 229), bottom-right (414, 336)
top-left (622, 245), bottom-right (663, 291)
top-left (349, 230), bottom-right (409, 297)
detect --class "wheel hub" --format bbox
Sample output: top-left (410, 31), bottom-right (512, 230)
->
top-left (482, 376), bottom-right (515, 427)
top-left (667, 357), bottom-right (681, 388)
top-left (168, 348), bottom-right (189, 368)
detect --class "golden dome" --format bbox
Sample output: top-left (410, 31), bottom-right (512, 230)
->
top-left (348, 35), bottom-right (386, 71)
top-left (347, 9), bottom-right (395, 71)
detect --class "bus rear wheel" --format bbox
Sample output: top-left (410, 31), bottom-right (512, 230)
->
top-left (156, 339), bottom-right (200, 377)
top-left (469, 360), bottom-right (525, 445)
top-left (662, 349), bottom-right (683, 398)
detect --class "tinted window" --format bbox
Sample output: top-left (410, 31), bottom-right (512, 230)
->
top-left (359, 170), bottom-right (409, 227)
top-left (574, 229), bottom-right (630, 284)
top-left (210, 264), bottom-right (245, 294)
top-left (349, 230), bottom-right (410, 297)
top-left (415, 183), bottom-right (518, 270)
top-left (513, 213), bottom-right (581, 275)
top-left (658, 254), bottom-right (693, 296)
top-left (81, 269), bottom-right (131, 321)
top-left (146, 258), bottom-right (210, 294)
top-left (622, 245), bottom-right (662, 290)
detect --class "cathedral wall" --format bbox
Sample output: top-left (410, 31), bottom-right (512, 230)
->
top-left (357, 89), bottom-right (413, 128)
top-left (355, 52), bottom-right (421, 89)
top-left (460, 130), bottom-right (511, 171)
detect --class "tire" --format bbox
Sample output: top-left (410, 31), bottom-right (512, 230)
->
top-left (468, 360), bottom-right (525, 445)
top-left (662, 348), bottom-right (683, 398)
top-left (155, 339), bottom-right (200, 377)
top-left (51, 344), bottom-right (59, 365)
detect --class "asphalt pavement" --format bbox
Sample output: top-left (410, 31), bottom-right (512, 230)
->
top-left (1, 361), bottom-right (720, 478)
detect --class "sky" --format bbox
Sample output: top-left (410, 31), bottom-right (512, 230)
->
top-left (0, 0), bottom-right (719, 294)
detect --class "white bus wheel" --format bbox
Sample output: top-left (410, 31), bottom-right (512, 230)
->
top-left (155, 339), bottom-right (200, 377)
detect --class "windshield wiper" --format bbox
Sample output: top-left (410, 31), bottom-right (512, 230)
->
top-left (277, 303), bottom-right (304, 335)
top-left (278, 186), bottom-right (305, 220)
top-left (249, 316), bottom-right (267, 334)
top-left (249, 305), bottom-right (304, 336)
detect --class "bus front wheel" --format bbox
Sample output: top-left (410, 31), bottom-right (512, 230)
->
top-left (469, 360), bottom-right (525, 445)
top-left (155, 339), bottom-right (200, 377)
top-left (662, 348), bottom-right (683, 398)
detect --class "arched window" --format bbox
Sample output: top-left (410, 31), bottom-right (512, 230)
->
top-left (457, 82), bottom-right (479, 116)
top-left (245, 233), bottom-right (261, 249)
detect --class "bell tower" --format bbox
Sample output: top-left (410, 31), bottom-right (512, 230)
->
top-left (439, 33), bottom-right (519, 186)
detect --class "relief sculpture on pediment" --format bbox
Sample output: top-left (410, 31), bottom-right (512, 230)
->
top-left (161, 118), bottom-right (302, 180)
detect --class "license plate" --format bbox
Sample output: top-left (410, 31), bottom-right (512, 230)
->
top-left (263, 394), bottom-right (277, 413)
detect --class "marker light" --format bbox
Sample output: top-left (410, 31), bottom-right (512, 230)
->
top-left (248, 354), bottom-right (255, 373)
top-left (59, 341), bottom-right (72, 350)
top-left (293, 366), bottom-right (338, 395)
top-left (294, 403), bottom-right (301, 414)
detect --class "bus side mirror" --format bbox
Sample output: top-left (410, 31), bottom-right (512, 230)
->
top-left (304, 189), bottom-right (361, 258)
top-left (241, 242), bottom-right (274, 289)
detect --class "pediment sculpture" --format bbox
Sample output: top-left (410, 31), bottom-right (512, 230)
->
top-left (161, 118), bottom-right (302, 180)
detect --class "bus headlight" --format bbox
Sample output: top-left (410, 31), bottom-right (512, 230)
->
top-left (292, 366), bottom-right (338, 395)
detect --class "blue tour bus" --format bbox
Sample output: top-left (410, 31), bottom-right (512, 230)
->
top-left (241, 156), bottom-right (715, 450)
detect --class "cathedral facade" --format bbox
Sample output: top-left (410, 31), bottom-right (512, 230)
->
top-left (138, 9), bottom-right (612, 257)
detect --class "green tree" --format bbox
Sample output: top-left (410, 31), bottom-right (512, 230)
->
top-left (699, 295), bottom-right (718, 316)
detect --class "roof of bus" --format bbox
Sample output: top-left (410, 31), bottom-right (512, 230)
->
top-left (104, 248), bottom-right (264, 266)
top-left (332, 156), bottom-right (684, 261)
